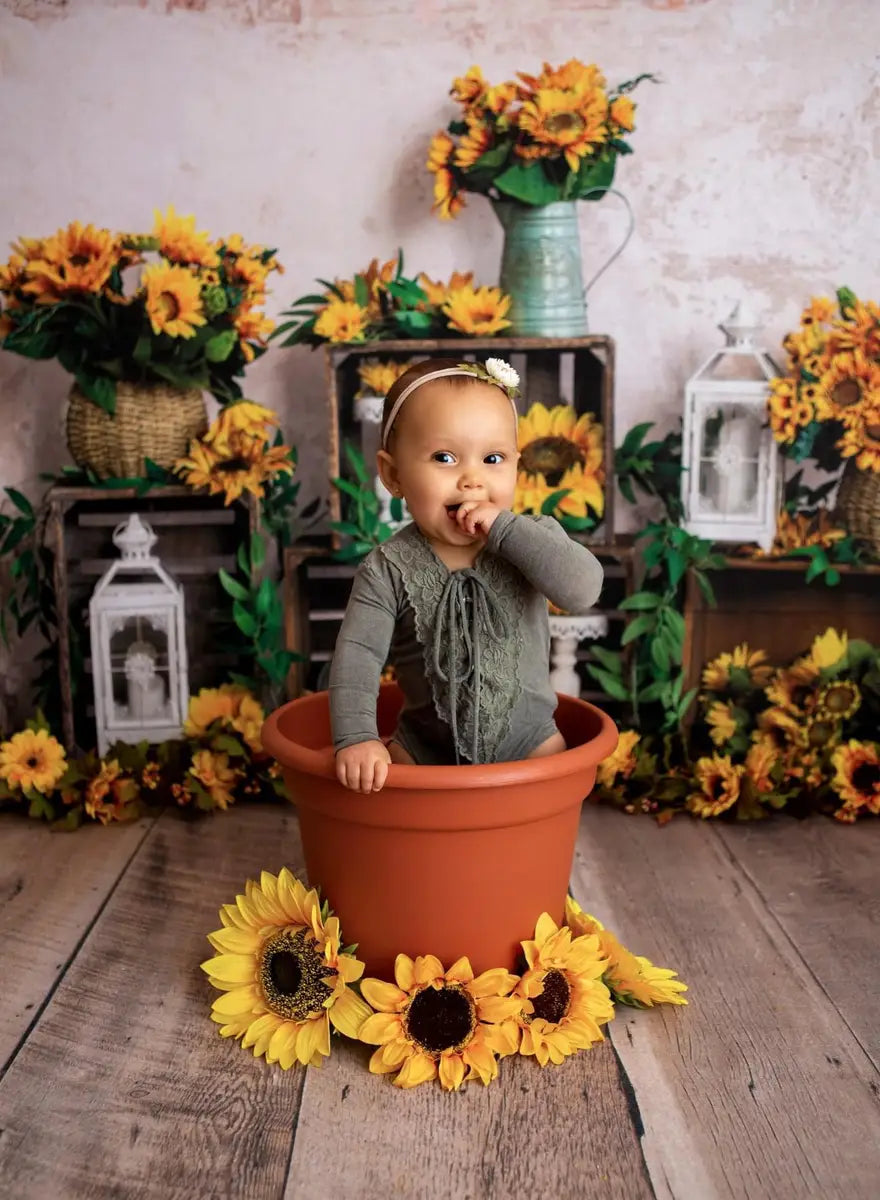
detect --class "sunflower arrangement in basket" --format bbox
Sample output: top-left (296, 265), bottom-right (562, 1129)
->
top-left (427, 59), bottom-right (653, 218)
top-left (273, 252), bottom-right (511, 345)
top-left (0, 208), bottom-right (281, 410)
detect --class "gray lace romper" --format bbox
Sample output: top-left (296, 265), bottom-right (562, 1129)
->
top-left (328, 510), bottom-right (604, 765)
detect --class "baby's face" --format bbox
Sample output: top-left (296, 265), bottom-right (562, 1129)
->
top-left (383, 380), bottom-right (518, 552)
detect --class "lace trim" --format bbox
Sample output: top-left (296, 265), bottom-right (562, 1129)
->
top-left (379, 523), bottom-right (527, 762)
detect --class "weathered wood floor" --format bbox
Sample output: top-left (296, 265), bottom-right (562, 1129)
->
top-left (1, 802), bottom-right (878, 1199)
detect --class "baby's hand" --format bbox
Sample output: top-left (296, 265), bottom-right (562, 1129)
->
top-left (336, 739), bottom-right (392, 793)
top-left (455, 501), bottom-right (505, 540)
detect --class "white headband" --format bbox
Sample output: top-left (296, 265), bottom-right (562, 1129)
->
top-left (380, 365), bottom-right (519, 448)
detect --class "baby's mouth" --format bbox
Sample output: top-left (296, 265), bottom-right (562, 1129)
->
top-left (445, 503), bottom-right (462, 519)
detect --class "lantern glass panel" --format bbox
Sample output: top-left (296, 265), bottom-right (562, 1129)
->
top-left (696, 403), bottom-right (763, 517)
top-left (108, 614), bottom-right (173, 725)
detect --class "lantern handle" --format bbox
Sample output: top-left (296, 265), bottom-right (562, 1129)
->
top-left (580, 187), bottom-right (636, 296)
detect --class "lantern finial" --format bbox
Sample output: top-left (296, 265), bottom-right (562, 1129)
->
top-left (112, 512), bottom-right (158, 562)
top-left (719, 300), bottom-right (760, 349)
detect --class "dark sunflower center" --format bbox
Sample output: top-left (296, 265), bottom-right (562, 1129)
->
top-left (866, 423), bottom-right (880, 442)
top-left (545, 112), bottom-right (583, 136)
top-left (852, 763), bottom-right (880, 792)
top-left (824, 685), bottom-right (857, 714)
top-left (832, 379), bottom-right (861, 407)
top-left (259, 927), bottom-right (336, 1021)
top-left (218, 457), bottom-right (250, 473)
top-left (405, 984), bottom-right (476, 1055)
top-left (26, 755), bottom-right (39, 768)
top-left (157, 291), bottom-right (181, 321)
top-left (710, 775), bottom-right (728, 801)
top-left (530, 968), bottom-right (571, 1025)
top-left (70, 253), bottom-right (91, 267)
top-left (519, 436), bottom-right (583, 484)
top-left (807, 720), bottom-right (836, 747)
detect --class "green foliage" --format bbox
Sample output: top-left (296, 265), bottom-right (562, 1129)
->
top-left (614, 421), bottom-right (684, 522)
top-left (585, 521), bottom-right (725, 731)
top-left (330, 442), bottom-right (397, 560)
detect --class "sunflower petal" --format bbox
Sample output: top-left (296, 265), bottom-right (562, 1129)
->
top-left (211, 985), bottom-right (261, 1016)
top-left (476, 995), bottom-right (522, 1023)
top-left (393, 1052), bottom-right (437, 1089)
top-left (296, 1014), bottom-right (328, 1064)
top-left (470, 967), bottom-right (518, 998)
top-left (207, 927), bottom-right (262, 955)
top-left (200, 953), bottom-right (256, 984)
top-left (368, 1046), bottom-right (401, 1075)
top-left (445, 956), bottom-right (474, 985)
top-left (336, 953), bottom-right (365, 983)
top-left (413, 955), bottom-right (444, 986)
top-left (361, 978), bottom-right (408, 1012)
top-left (359, 1011), bottom-right (403, 1045)
top-left (393, 954), bottom-right (415, 991)
top-left (438, 1052), bottom-right (467, 1091)
top-left (329, 988), bottom-right (372, 1038)
top-left (241, 1012), bottom-right (280, 1050)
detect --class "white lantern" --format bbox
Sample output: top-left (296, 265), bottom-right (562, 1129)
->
top-left (89, 513), bottom-right (189, 756)
top-left (681, 301), bottom-right (782, 551)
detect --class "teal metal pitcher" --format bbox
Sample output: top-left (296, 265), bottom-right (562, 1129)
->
top-left (493, 191), bottom-right (634, 337)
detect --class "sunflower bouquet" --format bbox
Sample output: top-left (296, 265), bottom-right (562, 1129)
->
top-left (595, 629), bottom-right (880, 824)
top-left (0, 684), bottom-right (287, 828)
top-left (173, 400), bottom-right (295, 505)
top-left (427, 59), bottom-right (653, 218)
top-left (273, 252), bottom-right (512, 346)
top-left (768, 289), bottom-right (880, 473)
top-left (513, 401), bottom-right (605, 531)
top-left (0, 208), bottom-right (281, 411)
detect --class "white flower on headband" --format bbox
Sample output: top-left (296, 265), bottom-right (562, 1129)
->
top-left (484, 358), bottom-right (520, 391)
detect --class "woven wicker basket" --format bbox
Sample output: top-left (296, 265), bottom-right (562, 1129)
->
top-left (836, 459), bottom-right (880, 556)
top-left (66, 382), bottom-right (208, 480)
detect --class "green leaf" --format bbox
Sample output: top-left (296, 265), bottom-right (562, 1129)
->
top-left (621, 613), bottom-right (656, 645)
top-left (585, 665), bottom-right (630, 701)
top-left (205, 330), bottom-right (237, 363)
top-left (573, 151), bottom-right (616, 201)
top-left (255, 577), bottom-right (275, 619)
top-left (666, 549), bottom-right (687, 589)
top-left (493, 161), bottom-right (562, 206)
top-left (76, 373), bottom-right (117, 415)
top-left (233, 600), bottom-right (258, 636)
top-left (249, 533), bottom-right (266, 572)
top-left (619, 592), bottom-right (662, 611)
top-left (218, 568), bottom-right (249, 601)
top-left (353, 275), bottom-right (370, 309)
top-left (5, 488), bottom-right (34, 517)
top-left (588, 646), bottom-right (624, 674)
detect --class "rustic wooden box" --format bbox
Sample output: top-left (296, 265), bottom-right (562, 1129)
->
top-left (283, 536), bottom-right (635, 719)
top-left (682, 557), bottom-right (880, 693)
top-left (324, 336), bottom-right (616, 546)
top-left (45, 485), bottom-right (258, 749)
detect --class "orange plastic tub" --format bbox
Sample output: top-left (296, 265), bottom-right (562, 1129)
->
top-left (261, 683), bottom-right (617, 978)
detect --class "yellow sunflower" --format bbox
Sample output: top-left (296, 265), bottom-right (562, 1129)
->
top-left (820, 350), bottom-right (880, 421)
top-left (416, 271), bottom-right (473, 308)
top-left (432, 167), bottom-right (466, 220)
top-left (234, 305), bottom-right (276, 350)
top-left (85, 759), bottom-right (139, 824)
top-left (564, 898), bottom-right (687, 1008)
top-left (816, 679), bottom-right (861, 722)
top-left (837, 402), bottom-right (880, 473)
top-left (426, 131), bottom-right (455, 175)
top-left (205, 401), bottom-right (280, 452)
top-left (706, 700), bottom-right (738, 746)
top-left (453, 117), bottom-right (493, 170)
top-left (0, 727), bottom-right (67, 793)
top-left (442, 284), bottom-right (511, 335)
top-left (314, 298), bottom-right (369, 342)
top-left (609, 95), bottom-right (636, 133)
top-left (356, 358), bottom-right (412, 398)
top-left (514, 464), bottom-right (604, 520)
top-left (686, 754), bottom-right (744, 818)
top-left (184, 683), bottom-right (247, 736)
top-left (829, 299), bottom-right (880, 359)
top-left (701, 644), bottom-right (773, 691)
top-left (744, 740), bottom-right (777, 794)
top-left (517, 87), bottom-right (608, 172)
top-left (142, 261), bottom-right (206, 338)
top-left (799, 712), bottom-right (842, 754)
top-left (804, 628), bottom-right (848, 672)
top-left (518, 403), bottom-right (603, 477)
top-left (755, 705), bottom-right (801, 750)
top-left (767, 378), bottom-right (801, 444)
top-left (764, 661), bottom-right (819, 713)
top-left (152, 204), bottom-right (219, 268)
top-left (510, 912), bottom-right (614, 1067)
top-left (358, 953), bottom-right (520, 1090)
top-left (174, 428), bottom-right (293, 505)
top-left (188, 749), bottom-right (241, 810)
top-left (596, 729), bottom-right (640, 788)
top-left (518, 59), bottom-right (606, 95)
top-left (830, 741), bottom-right (880, 815)
top-left (22, 221), bottom-right (118, 300)
top-left (202, 870), bottom-right (370, 1068)
top-left (450, 65), bottom-right (487, 105)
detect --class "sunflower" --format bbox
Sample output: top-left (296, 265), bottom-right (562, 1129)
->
top-left (416, 271), bottom-right (473, 308)
top-left (686, 754), bottom-right (744, 818)
top-left (202, 870), bottom-right (370, 1068)
top-left (596, 729), bottom-right (640, 788)
top-left (431, 167), bottom-right (466, 221)
top-left (829, 298), bottom-right (880, 359)
top-left (142, 261), bottom-right (206, 338)
top-left (706, 700), bottom-right (738, 746)
top-left (232, 694), bottom-right (266, 756)
top-left (450, 66), bottom-right (487, 105)
top-left (804, 628), bottom-right (848, 672)
top-left (837, 402), bottom-right (880, 473)
top-left (768, 509), bottom-right (846, 554)
top-left (510, 912), bottom-right (613, 1067)
top-left (800, 712), bottom-right (842, 754)
top-left (356, 358), bottom-right (412, 398)
top-left (85, 759), bottom-right (139, 824)
top-left (744, 741), bottom-right (777, 794)
top-left (22, 221), bottom-right (118, 300)
top-left (152, 204), bottom-right (219, 268)
top-left (764, 661), bottom-right (819, 713)
top-left (609, 95), bottom-right (636, 133)
top-left (518, 403), bottom-right (603, 478)
top-left (174, 429), bottom-right (293, 504)
top-left (816, 680), bottom-right (861, 722)
top-left (830, 741), bottom-right (880, 815)
top-left (184, 683), bottom-right (248, 736)
top-left (767, 378), bottom-right (801, 444)
top-left (701, 644), bottom-right (773, 691)
top-left (234, 305), bottom-right (276, 349)
top-left (820, 350), bottom-right (880, 421)
top-left (564, 898), bottom-right (687, 1008)
top-left (442, 284), bottom-right (511, 335)
top-left (755, 705), bottom-right (801, 750)
top-left (516, 88), bottom-right (608, 172)
top-left (454, 117), bottom-right (493, 170)
top-left (518, 59), bottom-right (606, 95)
top-left (188, 749), bottom-right (241, 810)
top-left (358, 953), bottom-right (520, 1090)
top-left (206, 401), bottom-right (280, 447)
top-left (0, 727), bottom-right (67, 794)
top-left (313, 298), bottom-right (369, 342)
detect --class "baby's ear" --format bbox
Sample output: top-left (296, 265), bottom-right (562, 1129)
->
top-left (376, 449), bottom-right (401, 496)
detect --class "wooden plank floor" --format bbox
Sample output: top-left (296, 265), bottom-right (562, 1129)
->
top-left (1, 802), bottom-right (878, 1199)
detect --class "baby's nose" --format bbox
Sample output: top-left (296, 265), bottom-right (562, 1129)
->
top-left (459, 469), bottom-right (484, 489)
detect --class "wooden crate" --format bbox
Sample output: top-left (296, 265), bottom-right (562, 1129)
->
top-left (283, 536), bottom-right (635, 718)
top-left (324, 336), bottom-right (616, 546)
top-left (682, 557), bottom-right (880, 693)
top-left (45, 485), bottom-right (258, 749)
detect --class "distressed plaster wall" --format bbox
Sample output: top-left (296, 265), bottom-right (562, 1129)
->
top-left (0, 0), bottom-right (878, 694)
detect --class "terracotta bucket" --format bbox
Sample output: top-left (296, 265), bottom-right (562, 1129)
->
top-left (261, 684), bottom-right (617, 978)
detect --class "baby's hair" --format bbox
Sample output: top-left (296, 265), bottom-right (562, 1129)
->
top-left (382, 358), bottom-right (490, 448)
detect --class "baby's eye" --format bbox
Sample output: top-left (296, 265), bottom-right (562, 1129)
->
top-left (432, 451), bottom-right (455, 464)
top-left (484, 452), bottom-right (505, 465)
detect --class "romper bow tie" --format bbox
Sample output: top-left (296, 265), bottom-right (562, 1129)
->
top-left (431, 569), bottom-right (509, 764)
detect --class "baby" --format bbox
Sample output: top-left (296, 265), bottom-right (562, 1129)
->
top-left (329, 357), bottom-right (604, 792)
